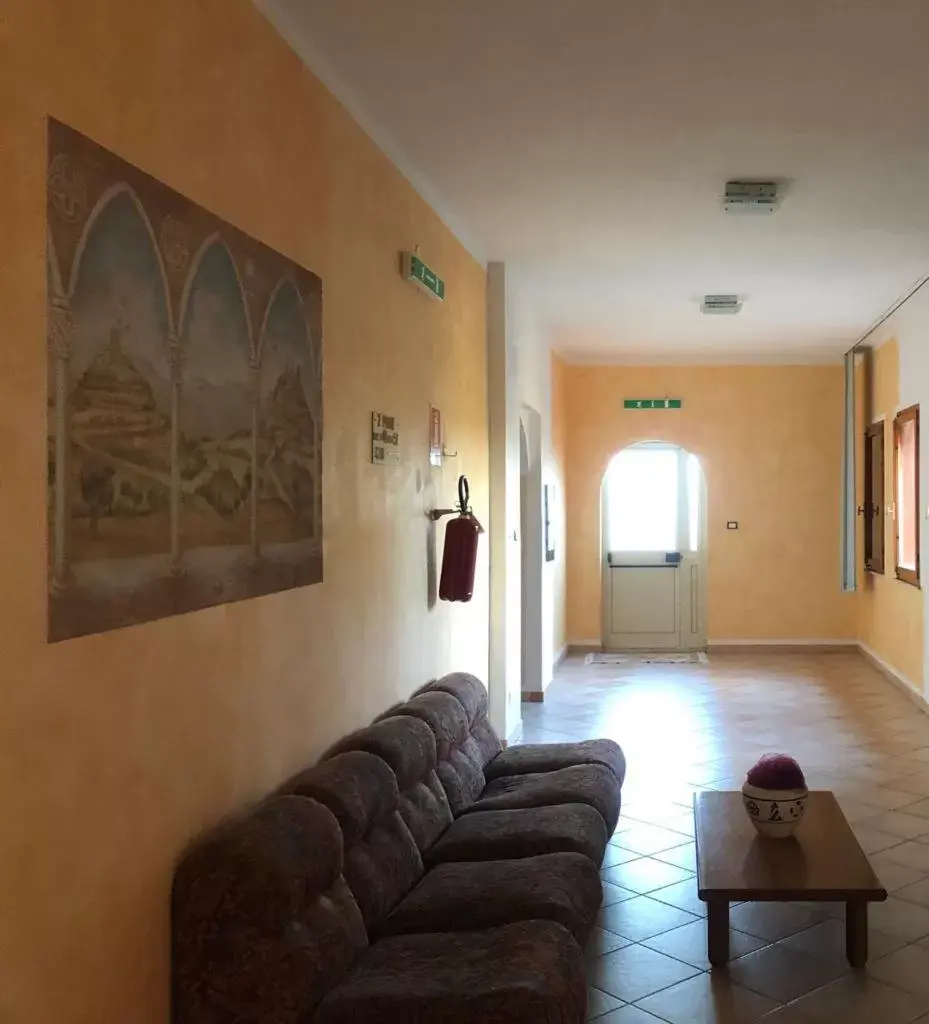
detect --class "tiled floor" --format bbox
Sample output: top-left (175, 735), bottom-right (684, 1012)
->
top-left (521, 651), bottom-right (929, 1023)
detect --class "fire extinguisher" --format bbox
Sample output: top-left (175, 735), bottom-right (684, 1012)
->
top-left (438, 475), bottom-right (483, 603)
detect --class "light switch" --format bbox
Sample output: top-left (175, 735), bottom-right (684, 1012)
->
top-left (726, 521), bottom-right (739, 530)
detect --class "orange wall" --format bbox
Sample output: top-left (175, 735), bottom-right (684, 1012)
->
top-left (856, 340), bottom-right (924, 686)
top-left (563, 363), bottom-right (856, 642)
top-left (0, 3), bottom-right (488, 1022)
top-left (550, 351), bottom-right (568, 654)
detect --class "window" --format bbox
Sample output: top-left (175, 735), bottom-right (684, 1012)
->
top-left (894, 405), bottom-right (920, 587)
top-left (604, 444), bottom-right (702, 553)
top-left (863, 421), bottom-right (884, 574)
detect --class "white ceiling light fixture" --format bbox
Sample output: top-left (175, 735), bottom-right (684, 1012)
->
top-left (701, 294), bottom-right (743, 315)
top-left (723, 181), bottom-right (781, 215)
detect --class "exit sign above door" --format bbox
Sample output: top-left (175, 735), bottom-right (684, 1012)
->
top-left (624, 398), bottom-right (682, 410)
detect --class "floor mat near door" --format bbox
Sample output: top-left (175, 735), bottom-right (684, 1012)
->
top-left (584, 651), bottom-right (709, 665)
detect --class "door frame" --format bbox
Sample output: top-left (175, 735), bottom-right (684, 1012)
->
top-left (600, 441), bottom-right (708, 651)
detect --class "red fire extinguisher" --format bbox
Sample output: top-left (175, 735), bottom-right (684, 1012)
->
top-left (438, 476), bottom-right (483, 603)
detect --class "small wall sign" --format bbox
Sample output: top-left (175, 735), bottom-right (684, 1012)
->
top-left (372, 412), bottom-right (400, 465)
top-left (623, 398), bottom-right (682, 410)
top-left (429, 406), bottom-right (443, 467)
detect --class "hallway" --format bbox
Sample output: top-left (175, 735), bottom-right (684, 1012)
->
top-left (523, 652), bottom-right (929, 1022)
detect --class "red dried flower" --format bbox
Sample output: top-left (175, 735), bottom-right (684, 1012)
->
top-left (746, 753), bottom-right (806, 790)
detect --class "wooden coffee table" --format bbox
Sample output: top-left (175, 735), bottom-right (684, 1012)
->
top-left (694, 791), bottom-right (887, 968)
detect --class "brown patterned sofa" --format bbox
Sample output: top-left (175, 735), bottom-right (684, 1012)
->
top-left (172, 673), bottom-right (625, 1023)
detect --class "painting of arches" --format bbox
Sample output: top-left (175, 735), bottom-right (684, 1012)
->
top-left (46, 120), bottom-right (323, 641)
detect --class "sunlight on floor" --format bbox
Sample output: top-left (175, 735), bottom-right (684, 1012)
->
top-left (524, 651), bottom-right (929, 1023)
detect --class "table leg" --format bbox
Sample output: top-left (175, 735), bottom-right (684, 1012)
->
top-left (707, 899), bottom-right (729, 967)
top-left (846, 901), bottom-right (868, 968)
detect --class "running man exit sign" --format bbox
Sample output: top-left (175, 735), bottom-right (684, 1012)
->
top-left (624, 398), bottom-right (682, 410)
top-left (401, 251), bottom-right (445, 301)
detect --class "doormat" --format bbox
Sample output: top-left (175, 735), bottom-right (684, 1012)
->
top-left (585, 652), bottom-right (709, 666)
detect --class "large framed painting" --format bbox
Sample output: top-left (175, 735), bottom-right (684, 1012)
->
top-left (46, 119), bottom-right (323, 641)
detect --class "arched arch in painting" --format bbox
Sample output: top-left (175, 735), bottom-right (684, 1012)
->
top-left (258, 278), bottom-right (319, 545)
top-left (64, 188), bottom-right (174, 564)
top-left (178, 238), bottom-right (253, 551)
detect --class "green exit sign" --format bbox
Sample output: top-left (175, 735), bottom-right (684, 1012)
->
top-left (402, 251), bottom-right (445, 301)
top-left (624, 398), bottom-right (682, 410)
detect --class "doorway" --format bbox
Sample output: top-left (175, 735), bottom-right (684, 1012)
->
top-left (601, 442), bottom-right (707, 651)
top-left (520, 408), bottom-right (543, 695)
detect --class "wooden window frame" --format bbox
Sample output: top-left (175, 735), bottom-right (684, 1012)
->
top-left (893, 404), bottom-right (920, 587)
top-left (863, 421), bottom-right (885, 574)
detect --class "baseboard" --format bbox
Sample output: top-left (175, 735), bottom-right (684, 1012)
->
top-left (858, 642), bottom-right (928, 713)
top-left (567, 639), bottom-right (603, 654)
top-left (521, 690), bottom-right (544, 703)
top-left (707, 639), bottom-right (858, 654)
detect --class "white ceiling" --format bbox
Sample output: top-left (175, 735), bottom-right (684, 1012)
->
top-left (260, 0), bottom-right (929, 362)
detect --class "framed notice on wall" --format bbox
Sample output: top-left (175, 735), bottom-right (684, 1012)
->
top-left (544, 484), bottom-right (556, 562)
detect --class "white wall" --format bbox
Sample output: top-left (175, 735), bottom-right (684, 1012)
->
top-left (487, 262), bottom-right (523, 739)
top-left (868, 280), bottom-right (929, 694)
top-left (507, 267), bottom-right (560, 688)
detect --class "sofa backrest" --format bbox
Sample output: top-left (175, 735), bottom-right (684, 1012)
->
top-left (380, 690), bottom-right (486, 815)
top-left (172, 794), bottom-right (367, 1024)
top-left (326, 714), bottom-right (453, 852)
top-left (282, 750), bottom-right (424, 932)
top-left (415, 672), bottom-right (503, 767)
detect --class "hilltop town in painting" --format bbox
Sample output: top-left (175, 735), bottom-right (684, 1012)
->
top-left (46, 119), bottom-right (322, 641)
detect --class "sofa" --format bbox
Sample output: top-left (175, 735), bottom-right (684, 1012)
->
top-left (172, 673), bottom-right (626, 1024)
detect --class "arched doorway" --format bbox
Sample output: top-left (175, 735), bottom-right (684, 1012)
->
top-left (600, 442), bottom-right (707, 651)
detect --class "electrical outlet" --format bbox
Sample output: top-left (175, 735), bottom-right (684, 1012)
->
top-left (727, 521), bottom-right (739, 530)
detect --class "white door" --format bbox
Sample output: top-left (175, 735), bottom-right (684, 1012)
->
top-left (601, 444), bottom-right (707, 651)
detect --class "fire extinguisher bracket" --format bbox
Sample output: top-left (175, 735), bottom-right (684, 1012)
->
top-left (428, 475), bottom-right (484, 533)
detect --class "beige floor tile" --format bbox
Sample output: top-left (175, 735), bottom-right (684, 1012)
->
top-left (587, 943), bottom-right (701, 1002)
top-left (756, 1005), bottom-right (820, 1022)
top-left (589, 986), bottom-right (624, 1019)
top-left (860, 811), bottom-right (929, 841)
top-left (869, 897), bottom-right (929, 941)
top-left (877, 841), bottom-right (929, 873)
top-left (788, 973), bottom-right (929, 1024)
top-left (729, 902), bottom-right (827, 942)
top-left (602, 881), bottom-right (637, 907)
top-left (869, 945), bottom-right (929, 999)
top-left (603, 845), bottom-right (646, 868)
top-left (587, 926), bottom-right (632, 959)
top-left (650, 877), bottom-right (708, 917)
top-left (613, 824), bottom-right (694, 857)
top-left (635, 971), bottom-right (778, 1023)
top-left (643, 919), bottom-right (767, 968)
top-left (902, 798), bottom-right (929, 819)
top-left (851, 824), bottom-right (906, 855)
top-left (653, 842), bottom-right (698, 871)
top-left (778, 917), bottom-right (906, 963)
top-left (598, 894), bottom-right (699, 941)
top-left (726, 943), bottom-right (849, 1003)
top-left (595, 1007), bottom-right (666, 1023)
top-left (836, 784), bottom-right (919, 811)
top-left (870, 853), bottom-right (929, 893)
top-left (602, 857), bottom-right (694, 894)
top-left (882, 777), bottom-right (929, 799)
top-left (895, 878), bottom-right (929, 909)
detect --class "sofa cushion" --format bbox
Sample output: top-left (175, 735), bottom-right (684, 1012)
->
top-left (382, 691), bottom-right (486, 814)
top-left (172, 795), bottom-right (367, 1024)
top-left (328, 715), bottom-right (453, 851)
top-left (314, 920), bottom-right (587, 1024)
top-left (381, 852), bottom-right (601, 944)
top-left (425, 803), bottom-right (608, 868)
top-left (465, 763), bottom-right (622, 834)
top-left (281, 751), bottom-right (423, 932)
top-left (486, 738), bottom-right (627, 785)
top-left (415, 672), bottom-right (503, 766)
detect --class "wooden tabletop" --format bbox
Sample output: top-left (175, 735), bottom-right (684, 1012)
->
top-left (694, 790), bottom-right (887, 902)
